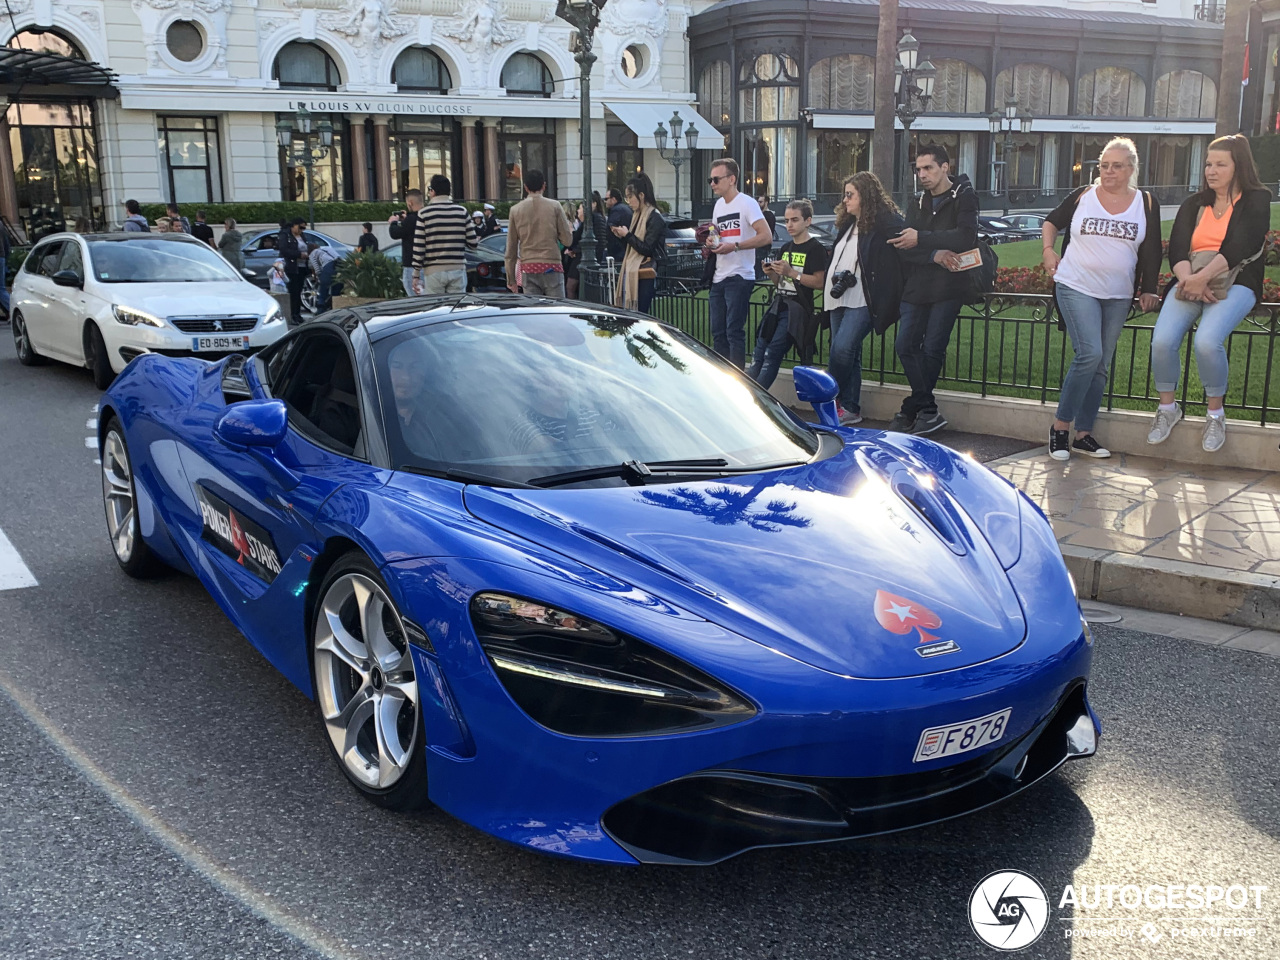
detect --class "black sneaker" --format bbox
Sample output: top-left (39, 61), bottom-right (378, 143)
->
top-left (1049, 427), bottom-right (1070, 461)
top-left (1072, 435), bottom-right (1111, 458)
top-left (886, 412), bottom-right (916, 433)
top-left (912, 411), bottom-right (948, 436)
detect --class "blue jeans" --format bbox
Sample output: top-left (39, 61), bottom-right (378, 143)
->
top-left (317, 260), bottom-right (338, 313)
top-left (1151, 283), bottom-right (1257, 398)
top-left (1054, 285), bottom-right (1131, 432)
top-left (747, 304), bottom-right (792, 389)
top-left (401, 266), bottom-right (416, 297)
top-left (709, 275), bottom-right (754, 368)
top-left (895, 299), bottom-right (963, 417)
top-left (827, 305), bottom-right (874, 412)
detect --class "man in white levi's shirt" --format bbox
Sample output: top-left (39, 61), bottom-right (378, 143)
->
top-left (705, 157), bottom-right (772, 368)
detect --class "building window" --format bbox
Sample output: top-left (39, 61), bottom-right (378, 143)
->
top-left (807, 55), bottom-right (874, 112)
top-left (1077, 67), bottom-right (1146, 117)
top-left (391, 117), bottom-right (453, 197)
top-left (166, 21), bottom-right (204, 63)
top-left (739, 53), bottom-right (799, 123)
top-left (501, 53), bottom-right (553, 97)
top-left (277, 113), bottom-right (348, 201)
top-left (7, 29), bottom-right (83, 58)
top-left (621, 45), bottom-right (647, 79)
top-left (930, 60), bottom-right (987, 114)
top-left (994, 63), bottom-right (1070, 115)
top-left (7, 100), bottom-right (103, 238)
top-left (158, 115), bottom-right (222, 203)
top-left (392, 46), bottom-right (451, 93)
top-left (498, 118), bottom-right (555, 199)
top-left (698, 60), bottom-right (731, 130)
top-left (607, 123), bottom-right (642, 193)
top-left (1153, 70), bottom-right (1216, 118)
top-left (1072, 134), bottom-right (1110, 186)
top-left (273, 41), bottom-right (341, 91)
top-left (739, 53), bottom-right (799, 198)
top-left (809, 131), bottom-right (869, 200)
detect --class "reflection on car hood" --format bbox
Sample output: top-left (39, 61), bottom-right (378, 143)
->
top-left (97, 282), bottom-right (276, 317)
top-left (463, 440), bottom-right (1029, 680)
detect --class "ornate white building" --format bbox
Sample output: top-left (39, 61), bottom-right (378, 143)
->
top-left (0, 0), bottom-right (722, 233)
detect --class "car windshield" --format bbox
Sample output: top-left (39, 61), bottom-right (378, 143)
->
top-left (88, 238), bottom-right (242, 283)
top-left (375, 311), bottom-right (820, 485)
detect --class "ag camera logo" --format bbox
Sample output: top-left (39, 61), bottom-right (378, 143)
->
top-left (969, 870), bottom-right (1050, 951)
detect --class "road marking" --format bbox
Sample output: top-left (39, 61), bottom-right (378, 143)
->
top-left (91, 403), bottom-right (98, 413)
top-left (84, 437), bottom-right (96, 448)
top-left (86, 418), bottom-right (97, 429)
top-left (0, 527), bottom-right (37, 590)
top-left (0, 673), bottom-right (362, 960)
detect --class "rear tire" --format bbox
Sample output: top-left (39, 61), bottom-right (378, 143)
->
top-left (101, 417), bottom-right (160, 578)
top-left (312, 551), bottom-right (429, 811)
top-left (12, 311), bottom-right (45, 366)
top-left (85, 323), bottom-right (114, 389)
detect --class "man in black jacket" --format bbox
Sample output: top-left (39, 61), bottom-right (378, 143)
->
top-left (388, 189), bottom-right (425, 295)
top-left (604, 189), bottom-right (630, 261)
top-left (886, 145), bottom-right (979, 435)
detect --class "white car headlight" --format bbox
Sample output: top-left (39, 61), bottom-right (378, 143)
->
top-left (112, 305), bottom-right (165, 327)
top-left (262, 303), bottom-right (284, 325)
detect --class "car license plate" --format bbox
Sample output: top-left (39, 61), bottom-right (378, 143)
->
top-left (913, 708), bottom-right (1011, 762)
top-left (193, 335), bottom-right (248, 352)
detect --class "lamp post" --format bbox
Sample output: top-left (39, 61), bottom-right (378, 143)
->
top-left (987, 96), bottom-right (1033, 217)
top-left (275, 106), bottom-right (333, 230)
top-left (893, 32), bottom-right (936, 210)
top-left (556, 0), bottom-right (608, 256)
top-left (653, 110), bottom-right (699, 218)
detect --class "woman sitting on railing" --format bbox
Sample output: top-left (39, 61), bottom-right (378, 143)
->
top-left (1147, 134), bottom-right (1271, 453)
top-left (611, 173), bottom-right (667, 312)
top-left (1041, 137), bottom-right (1162, 461)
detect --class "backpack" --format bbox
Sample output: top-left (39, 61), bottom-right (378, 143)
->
top-left (969, 238), bottom-right (997, 302)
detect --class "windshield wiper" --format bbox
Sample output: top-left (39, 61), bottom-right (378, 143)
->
top-left (529, 457), bottom-right (809, 488)
top-left (398, 465), bottom-right (537, 489)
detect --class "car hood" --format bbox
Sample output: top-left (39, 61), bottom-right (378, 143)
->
top-left (463, 443), bottom-right (1028, 679)
top-left (95, 282), bottom-right (275, 317)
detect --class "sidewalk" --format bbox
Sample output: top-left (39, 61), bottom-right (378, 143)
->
top-left (990, 449), bottom-right (1280, 629)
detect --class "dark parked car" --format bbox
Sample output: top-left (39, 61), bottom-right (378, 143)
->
top-left (978, 216), bottom-right (1041, 245)
top-left (382, 241), bottom-right (508, 291)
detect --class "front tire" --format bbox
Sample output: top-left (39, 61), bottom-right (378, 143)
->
top-left (312, 552), bottom-right (428, 810)
top-left (12, 310), bottom-right (45, 365)
top-left (101, 417), bottom-right (159, 578)
top-left (85, 323), bottom-right (114, 389)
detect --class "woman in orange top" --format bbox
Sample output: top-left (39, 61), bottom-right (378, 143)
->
top-left (1147, 135), bottom-right (1271, 453)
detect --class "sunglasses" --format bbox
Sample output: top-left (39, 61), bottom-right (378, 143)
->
top-left (707, 175), bottom-right (727, 185)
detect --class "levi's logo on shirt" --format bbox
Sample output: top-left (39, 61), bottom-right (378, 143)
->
top-left (716, 211), bottom-right (744, 240)
top-left (1077, 217), bottom-right (1139, 241)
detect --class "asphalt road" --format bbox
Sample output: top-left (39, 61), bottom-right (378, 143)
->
top-left (0, 330), bottom-right (1276, 960)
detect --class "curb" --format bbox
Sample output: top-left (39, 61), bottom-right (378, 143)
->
top-left (1062, 545), bottom-right (1280, 632)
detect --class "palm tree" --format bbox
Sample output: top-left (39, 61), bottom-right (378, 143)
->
top-left (871, 0), bottom-right (900, 187)
top-left (1216, 0), bottom-right (1249, 135)
top-left (639, 481), bottom-right (812, 533)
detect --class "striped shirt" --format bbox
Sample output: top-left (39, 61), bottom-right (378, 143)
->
top-left (412, 196), bottom-right (478, 272)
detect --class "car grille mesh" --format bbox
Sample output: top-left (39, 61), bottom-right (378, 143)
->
top-left (169, 316), bottom-right (258, 333)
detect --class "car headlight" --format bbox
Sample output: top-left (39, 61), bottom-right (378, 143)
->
top-left (471, 592), bottom-right (756, 738)
top-left (112, 305), bottom-right (164, 327)
top-left (262, 303), bottom-right (283, 325)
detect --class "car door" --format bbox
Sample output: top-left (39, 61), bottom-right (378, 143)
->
top-left (48, 240), bottom-right (90, 361)
top-left (15, 240), bottom-right (66, 357)
top-left (240, 232), bottom-right (279, 286)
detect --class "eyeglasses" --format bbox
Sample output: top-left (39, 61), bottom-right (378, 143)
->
top-left (843, 191), bottom-right (857, 199)
top-left (707, 175), bottom-right (725, 185)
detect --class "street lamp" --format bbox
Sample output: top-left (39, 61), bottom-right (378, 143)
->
top-left (276, 106), bottom-right (333, 229)
top-left (653, 110), bottom-right (699, 218)
top-left (988, 96), bottom-right (1034, 218)
top-left (893, 32), bottom-right (936, 209)
top-left (556, 0), bottom-right (608, 258)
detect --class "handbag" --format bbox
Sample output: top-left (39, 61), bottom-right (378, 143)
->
top-left (1178, 246), bottom-right (1263, 300)
top-left (638, 259), bottom-right (656, 281)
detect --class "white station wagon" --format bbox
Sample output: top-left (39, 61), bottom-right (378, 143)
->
top-left (11, 232), bottom-right (286, 388)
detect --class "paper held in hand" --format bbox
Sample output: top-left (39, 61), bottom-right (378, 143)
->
top-left (951, 249), bottom-right (984, 271)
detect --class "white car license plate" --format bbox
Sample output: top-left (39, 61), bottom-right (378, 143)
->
top-left (913, 708), bottom-right (1011, 762)
top-left (193, 335), bottom-right (248, 352)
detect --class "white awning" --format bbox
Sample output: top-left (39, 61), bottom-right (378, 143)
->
top-left (604, 100), bottom-right (721, 150)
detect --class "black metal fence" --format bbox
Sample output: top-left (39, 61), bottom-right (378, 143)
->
top-left (581, 275), bottom-right (1280, 425)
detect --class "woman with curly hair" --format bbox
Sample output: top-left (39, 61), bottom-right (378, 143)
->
top-left (822, 171), bottom-right (906, 424)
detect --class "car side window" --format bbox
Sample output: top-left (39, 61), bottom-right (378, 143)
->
top-left (27, 241), bottom-right (63, 276)
top-left (271, 333), bottom-right (363, 458)
top-left (59, 242), bottom-right (84, 277)
top-left (303, 232), bottom-right (327, 247)
top-left (246, 234), bottom-right (277, 254)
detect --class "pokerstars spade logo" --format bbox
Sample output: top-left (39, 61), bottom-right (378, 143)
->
top-left (873, 590), bottom-right (961, 658)
top-left (969, 871), bottom-right (1050, 951)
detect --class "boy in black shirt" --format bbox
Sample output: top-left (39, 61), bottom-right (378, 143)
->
top-left (748, 199), bottom-right (829, 389)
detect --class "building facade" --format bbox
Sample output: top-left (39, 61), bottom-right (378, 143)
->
top-left (689, 0), bottom-right (1225, 216)
top-left (0, 0), bottom-right (720, 235)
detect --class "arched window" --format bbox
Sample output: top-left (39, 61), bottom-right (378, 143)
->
top-left (273, 41), bottom-right (340, 91)
top-left (736, 52), bottom-right (800, 202)
top-left (7, 29), bottom-right (84, 58)
top-left (1153, 70), bottom-right (1216, 118)
top-left (807, 54), bottom-right (874, 111)
top-left (392, 46), bottom-right (451, 93)
top-left (699, 60), bottom-right (731, 130)
top-left (739, 53), bottom-right (799, 123)
top-left (994, 63), bottom-right (1070, 115)
top-left (930, 59), bottom-right (986, 114)
top-left (1077, 67), bottom-right (1146, 117)
top-left (502, 53), bottom-right (552, 97)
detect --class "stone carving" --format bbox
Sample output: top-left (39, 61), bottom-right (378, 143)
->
top-left (74, 7), bottom-right (101, 29)
top-left (256, 14), bottom-right (290, 35)
top-left (322, 0), bottom-right (411, 46)
top-left (441, 0), bottom-right (522, 58)
top-left (130, 0), bottom-right (231, 12)
top-left (598, 0), bottom-right (666, 41)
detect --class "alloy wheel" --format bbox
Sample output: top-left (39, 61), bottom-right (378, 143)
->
top-left (314, 573), bottom-right (420, 790)
top-left (101, 430), bottom-right (135, 562)
top-left (13, 313), bottom-right (29, 360)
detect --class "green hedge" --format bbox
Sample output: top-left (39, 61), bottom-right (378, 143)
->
top-left (138, 200), bottom-right (516, 224)
top-left (1249, 135), bottom-right (1280, 183)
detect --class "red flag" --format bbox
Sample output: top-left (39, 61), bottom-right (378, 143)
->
top-left (1243, 45), bottom-right (1251, 86)
top-left (874, 590), bottom-right (943, 644)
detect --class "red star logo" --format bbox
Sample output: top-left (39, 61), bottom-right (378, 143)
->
top-left (874, 589), bottom-right (943, 644)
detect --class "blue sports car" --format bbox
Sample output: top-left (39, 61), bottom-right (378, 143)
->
top-left (98, 294), bottom-right (1098, 865)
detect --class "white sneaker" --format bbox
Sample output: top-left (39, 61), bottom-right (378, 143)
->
top-left (1146, 404), bottom-right (1182, 445)
top-left (1202, 415), bottom-right (1227, 453)
top-left (835, 405), bottom-right (863, 425)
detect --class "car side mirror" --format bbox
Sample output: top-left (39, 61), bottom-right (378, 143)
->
top-left (52, 269), bottom-right (83, 288)
top-left (792, 366), bottom-right (841, 429)
top-left (215, 399), bottom-right (288, 450)
top-left (242, 268), bottom-right (256, 279)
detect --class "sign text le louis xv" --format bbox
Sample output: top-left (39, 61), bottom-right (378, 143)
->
top-left (284, 98), bottom-right (475, 115)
